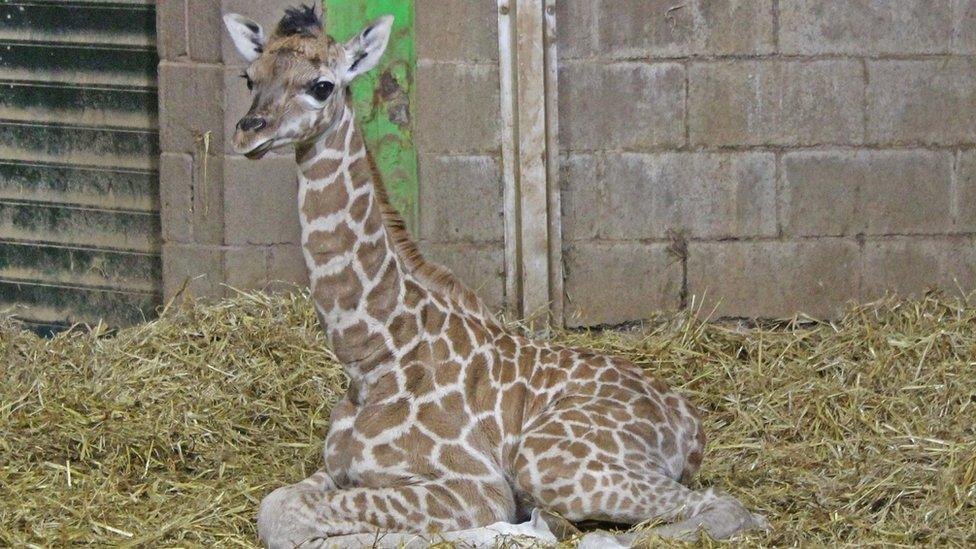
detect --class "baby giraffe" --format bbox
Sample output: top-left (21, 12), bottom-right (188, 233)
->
top-left (223, 6), bottom-right (767, 548)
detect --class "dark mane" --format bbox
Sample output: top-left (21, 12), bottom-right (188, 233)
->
top-left (362, 150), bottom-right (501, 327)
top-left (276, 4), bottom-right (322, 37)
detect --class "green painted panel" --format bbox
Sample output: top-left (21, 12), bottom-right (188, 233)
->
top-left (325, 0), bottom-right (418, 232)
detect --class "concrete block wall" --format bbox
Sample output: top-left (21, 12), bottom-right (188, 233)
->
top-left (158, 1), bottom-right (976, 324)
top-left (157, 0), bottom-right (307, 300)
top-left (157, 0), bottom-right (508, 310)
top-left (557, 0), bottom-right (976, 325)
top-left (414, 0), bottom-right (506, 311)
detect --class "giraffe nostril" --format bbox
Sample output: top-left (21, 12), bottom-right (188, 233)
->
top-left (238, 116), bottom-right (267, 132)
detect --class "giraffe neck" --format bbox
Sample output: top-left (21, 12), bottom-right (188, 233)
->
top-left (295, 105), bottom-right (419, 381)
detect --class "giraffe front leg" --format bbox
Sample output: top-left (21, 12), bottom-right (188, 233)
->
top-left (257, 469), bottom-right (341, 548)
top-left (257, 476), bottom-right (514, 549)
top-left (300, 508), bottom-right (560, 548)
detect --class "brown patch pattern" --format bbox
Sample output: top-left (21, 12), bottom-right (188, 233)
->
top-left (254, 56), bottom-right (724, 543)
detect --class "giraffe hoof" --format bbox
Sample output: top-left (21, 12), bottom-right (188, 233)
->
top-left (577, 530), bottom-right (631, 549)
top-left (750, 511), bottom-right (772, 533)
top-left (535, 509), bottom-right (581, 541)
top-left (258, 486), bottom-right (323, 549)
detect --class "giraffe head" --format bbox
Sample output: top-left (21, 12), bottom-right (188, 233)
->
top-left (223, 5), bottom-right (392, 159)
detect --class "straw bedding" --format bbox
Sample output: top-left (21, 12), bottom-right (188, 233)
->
top-left (2, 290), bottom-right (974, 547)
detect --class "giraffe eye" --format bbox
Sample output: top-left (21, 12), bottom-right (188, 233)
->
top-left (310, 81), bottom-right (335, 101)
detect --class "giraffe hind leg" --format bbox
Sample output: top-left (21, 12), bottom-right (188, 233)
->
top-left (257, 475), bottom-right (515, 549)
top-left (516, 458), bottom-right (768, 546)
top-left (513, 418), bottom-right (767, 543)
top-left (583, 490), bottom-right (769, 547)
top-left (636, 489), bottom-right (770, 542)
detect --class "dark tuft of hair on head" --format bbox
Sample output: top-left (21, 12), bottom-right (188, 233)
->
top-left (276, 4), bottom-right (322, 37)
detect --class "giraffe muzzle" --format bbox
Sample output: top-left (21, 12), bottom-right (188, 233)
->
top-left (242, 139), bottom-right (274, 160)
top-left (234, 116), bottom-right (276, 159)
top-left (238, 115), bottom-right (267, 133)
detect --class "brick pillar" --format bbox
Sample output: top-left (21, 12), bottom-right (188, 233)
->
top-left (156, 0), bottom-right (306, 300)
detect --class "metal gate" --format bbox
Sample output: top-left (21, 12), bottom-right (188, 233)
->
top-left (0, 0), bottom-right (161, 334)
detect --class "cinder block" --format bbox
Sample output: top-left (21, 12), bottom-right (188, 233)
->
top-left (780, 0), bottom-right (953, 55)
top-left (591, 0), bottom-right (774, 57)
top-left (189, 150), bottom-right (226, 245)
top-left (268, 243), bottom-right (308, 291)
top-left (559, 153), bottom-right (600, 238)
top-left (593, 0), bottom-right (696, 57)
top-left (866, 59), bottom-right (976, 146)
top-left (415, 61), bottom-right (500, 154)
top-left (555, 0), bottom-right (599, 59)
top-left (689, 60), bottom-right (864, 147)
top-left (155, 151), bottom-right (227, 246)
top-left (223, 155), bottom-right (300, 245)
top-left (862, 238), bottom-right (942, 299)
top-left (561, 152), bottom-right (776, 241)
top-left (158, 61), bottom-right (225, 154)
top-left (160, 152), bottom-right (193, 243)
top-left (563, 242), bottom-right (682, 327)
top-left (958, 151), bottom-right (976, 230)
top-left (223, 66), bottom-right (252, 154)
top-left (415, 0), bottom-right (498, 62)
top-left (861, 237), bottom-right (976, 300)
top-left (156, 0), bottom-right (188, 60)
top-left (418, 154), bottom-right (503, 243)
top-left (953, 0), bottom-right (976, 54)
top-left (220, 0), bottom-right (299, 65)
top-left (687, 239), bottom-right (861, 319)
top-left (162, 243), bottom-right (225, 299)
top-left (782, 150), bottom-right (953, 237)
top-left (187, 0), bottom-right (222, 62)
top-left (939, 238), bottom-right (976, 294)
top-left (223, 245), bottom-right (269, 290)
top-left (558, 61), bottom-right (684, 151)
top-left (419, 241), bottom-right (505, 312)
top-left (697, 0), bottom-right (776, 55)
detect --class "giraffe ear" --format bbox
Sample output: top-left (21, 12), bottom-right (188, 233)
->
top-left (340, 15), bottom-right (393, 81)
top-left (223, 13), bottom-right (266, 62)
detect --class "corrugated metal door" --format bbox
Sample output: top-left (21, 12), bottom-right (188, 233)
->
top-left (0, 0), bottom-right (161, 334)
